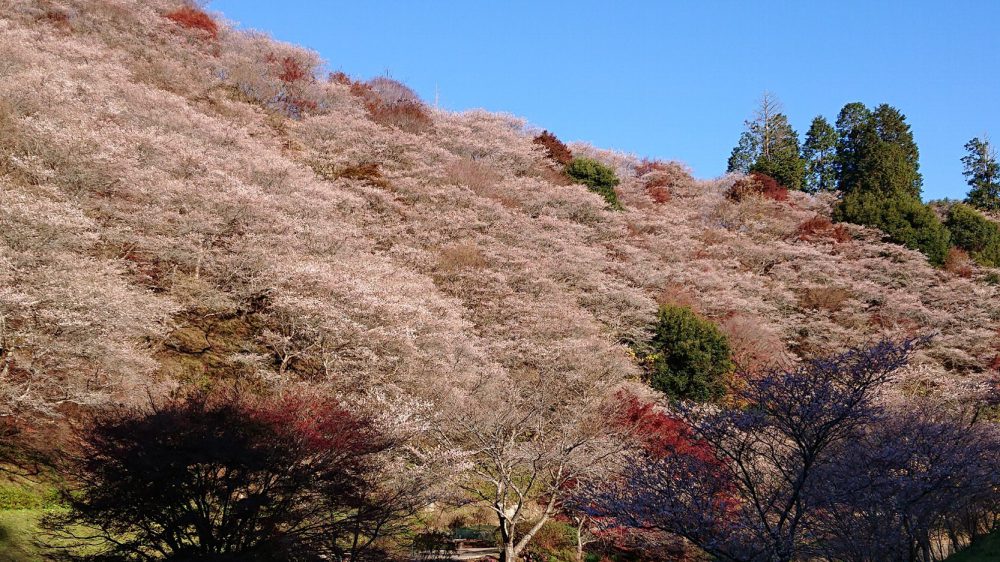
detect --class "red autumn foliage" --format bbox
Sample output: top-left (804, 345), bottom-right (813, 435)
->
top-left (944, 248), bottom-right (974, 278)
top-left (796, 214), bottom-right (852, 244)
top-left (277, 56), bottom-right (309, 83)
top-left (328, 71), bottom-right (352, 86)
top-left (367, 101), bottom-right (433, 133)
top-left (341, 77), bottom-right (433, 133)
top-left (532, 130), bottom-right (573, 167)
top-left (163, 6), bottom-right (218, 39)
top-left (727, 172), bottom-right (788, 202)
top-left (614, 391), bottom-right (715, 462)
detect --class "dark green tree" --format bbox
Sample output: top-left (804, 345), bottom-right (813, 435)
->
top-left (835, 191), bottom-right (950, 266)
top-left (727, 131), bottom-right (757, 176)
top-left (836, 104), bottom-right (921, 200)
top-left (644, 305), bottom-right (733, 402)
top-left (833, 103), bottom-right (948, 265)
top-left (962, 136), bottom-right (1000, 212)
top-left (834, 102), bottom-right (873, 191)
top-left (946, 203), bottom-right (1000, 267)
top-left (802, 116), bottom-right (837, 192)
top-left (726, 93), bottom-right (805, 190)
top-left (566, 156), bottom-right (622, 210)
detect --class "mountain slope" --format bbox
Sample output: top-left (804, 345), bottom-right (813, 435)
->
top-left (0, 0), bottom-right (997, 426)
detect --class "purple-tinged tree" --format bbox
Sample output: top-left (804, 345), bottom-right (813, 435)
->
top-left (810, 407), bottom-right (1000, 562)
top-left (587, 339), bottom-right (921, 562)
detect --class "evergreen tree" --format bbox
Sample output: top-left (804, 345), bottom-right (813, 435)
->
top-left (836, 104), bottom-right (921, 199)
top-left (834, 102), bottom-right (873, 190)
top-left (962, 136), bottom-right (1000, 212)
top-left (833, 103), bottom-right (948, 265)
top-left (644, 305), bottom-right (733, 402)
top-left (726, 93), bottom-right (805, 190)
top-left (566, 157), bottom-right (622, 210)
top-left (727, 131), bottom-right (757, 176)
top-left (802, 116), bottom-right (837, 192)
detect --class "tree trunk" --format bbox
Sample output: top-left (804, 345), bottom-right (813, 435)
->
top-left (498, 513), bottom-right (516, 562)
top-left (575, 523), bottom-right (584, 562)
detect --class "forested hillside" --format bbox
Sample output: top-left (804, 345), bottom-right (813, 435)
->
top-left (0, 2), bottom-right (997, 561)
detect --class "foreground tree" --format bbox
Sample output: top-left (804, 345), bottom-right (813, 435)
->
top-left (963, 136), bottom-right (1000, 212)
top-left (811, 407), bottom-right (1000, 562)
top-left (588, 339), bottom-right (921, 562)
top-left (727, 92), bottom-right (805, 190)
top-left (45, 391), bottom-right (413, 561)
top-left (441, 366), bottom-right (633, 562)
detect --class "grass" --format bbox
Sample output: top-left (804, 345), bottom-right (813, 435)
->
top-left (947, 531), bottom-right (1000, 561)
top-left (0, 509), bottom-right (45, 562)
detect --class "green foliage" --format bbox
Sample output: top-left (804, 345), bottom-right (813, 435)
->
top-left (727, 131), bottom-right (757, 176)
top-left (945, 203), bottom-right (1000, 267)
top-left (566, 157), bottom-right (622, 210)
top-left (945, 531), bottom-right (1000, 562)
top-left (832, 103), bottom-right (950, 265)
top-left (749, 113), bottom-right (804, 191)
top-left (835, 191), bottom-right (951, 266)
top-left (962, 137), bottom-right (1000, 212)
top-left (0, 509), bottom-right (46, 562)
top-left (727, 95), bottom-right (805, 190)
top-left (645, 305), bottom-right (733, 402)
top-left (0, 482), bottom-right (62, 511)
top-left (802, 116), bottom-right (837, 192)
top-left (836, 103), bottom-right (922, 200)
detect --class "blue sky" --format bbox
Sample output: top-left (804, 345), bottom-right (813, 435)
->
top-left (210, 1), bottom-right (999, 201)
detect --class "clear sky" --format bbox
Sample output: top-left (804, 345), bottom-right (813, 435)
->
top-left (209, 1), bottom-right (999, 201)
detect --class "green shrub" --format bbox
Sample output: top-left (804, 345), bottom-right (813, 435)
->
top-left (566, 157), bottom-right (622, 210)
top-left (945, 203), bottom-right (1000, 267)
top-left (834, 191), bottom-right (951, 266)
top-left (644, 305), bottom-right (733, 402)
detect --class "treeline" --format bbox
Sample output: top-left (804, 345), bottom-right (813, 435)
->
top-left (727, 94), bottom-right (1000, 267)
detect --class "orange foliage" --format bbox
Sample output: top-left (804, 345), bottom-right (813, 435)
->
top-left (164, 6), bottom-right (218, 39)
top-left (532, 130), bottom-right (573, 166)
top-left (727, 172), bottom-right (788, 202)
top-left (796, 214), bottom-right (852, 243)
top-left (944, 248), bottom-right (974, 278)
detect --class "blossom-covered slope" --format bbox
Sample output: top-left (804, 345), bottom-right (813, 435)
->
top-left (0, 0), bottom-right (996, 421)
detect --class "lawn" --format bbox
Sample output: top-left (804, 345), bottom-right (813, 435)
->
top-left (0, 509), bottom-right (45, 562)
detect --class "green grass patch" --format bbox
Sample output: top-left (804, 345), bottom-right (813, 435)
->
top-left (0, 509), bottom-right (45, 562)
top-left (947, 531), bottom-right (1000, 561)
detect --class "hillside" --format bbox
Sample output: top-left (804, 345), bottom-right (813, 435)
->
top-left (0, 1), bottom-right (998, 559)
top-left (2, 0), bottom-right (996, 419)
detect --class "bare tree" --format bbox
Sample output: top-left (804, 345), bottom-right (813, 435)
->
top-left (440, 368), bottom-right (630, 562)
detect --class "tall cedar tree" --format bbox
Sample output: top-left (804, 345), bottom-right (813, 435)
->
top-left (963, 136), bottom-right (1000, 212)
top-left (802, 116), bottom-right (838, 192)
top-left (833, 103), bottom-right (950, 265)
top-left (727, 93), bottom-right (805, 190)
